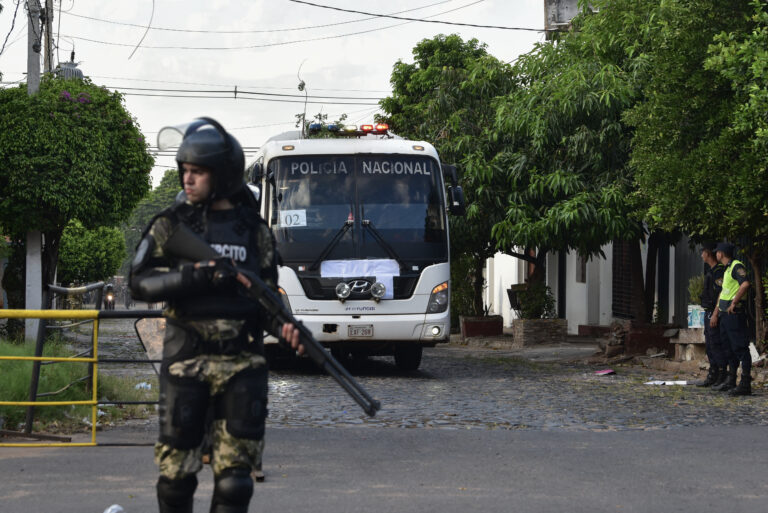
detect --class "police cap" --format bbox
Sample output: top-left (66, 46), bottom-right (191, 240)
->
top-left (715, 242), bottom-right (735, 257)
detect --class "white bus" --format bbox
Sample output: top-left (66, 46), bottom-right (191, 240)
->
top-left (248, 125), bottom-right (464, 370)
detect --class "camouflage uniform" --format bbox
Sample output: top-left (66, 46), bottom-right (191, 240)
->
top-left (154, 352), bottom-right (267, 479)
top-left (130, 201), bottom-right (280, 483)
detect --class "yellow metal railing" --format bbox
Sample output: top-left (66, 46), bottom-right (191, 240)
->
top-left (0, 309), bottom-right (100, 447)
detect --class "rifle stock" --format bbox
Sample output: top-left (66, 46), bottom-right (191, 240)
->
top-left (163, 223), bottom-right (381, 417)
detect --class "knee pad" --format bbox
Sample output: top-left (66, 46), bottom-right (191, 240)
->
top-left (219, 367), bottom-right (268, 440)
top-left (159, 374), bottom-right (210, 449)
top-left (157, 474), bottom-right (197, 513)
top-left (212, 467), bottom-right (253, 513)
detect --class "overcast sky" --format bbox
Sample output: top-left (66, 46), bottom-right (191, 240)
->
top-left (0, 0), bottom-right (545, 185)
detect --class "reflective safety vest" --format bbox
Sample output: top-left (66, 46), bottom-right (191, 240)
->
top-left (720, 259), bottom-right (744, 302)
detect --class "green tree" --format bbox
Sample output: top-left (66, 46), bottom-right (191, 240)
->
top-left (58, 219), bottom-right (125, 285)
top-left (379, 34), bottom-right (509, 318)
top-left (628, 0), bottom-right (767, 339)
top-left (120, 168), bottom-right (181, 274)
top-left (0, 77), bottom-right (153, 307)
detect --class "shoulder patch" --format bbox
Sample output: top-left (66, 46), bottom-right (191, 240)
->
top-left (715, 278), bottom-right (723, 286)
top-left (737, 267), bottom-right (747, 277)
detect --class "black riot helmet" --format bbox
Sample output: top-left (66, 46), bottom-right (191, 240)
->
top-left (175, 117), bottom-right (245, 200)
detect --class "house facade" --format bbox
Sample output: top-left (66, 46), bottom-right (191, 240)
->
top-left (484, 238), bottom-right (702, 334)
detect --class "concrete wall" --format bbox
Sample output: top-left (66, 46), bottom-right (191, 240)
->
top-left (564, 251), bottom-right (588, 333)
top-left (484, 252), bottom-right (525, 327)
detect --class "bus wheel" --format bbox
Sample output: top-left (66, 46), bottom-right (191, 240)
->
top-left (394, 345), bottom-right (422, 371)
top-left (330, 348), bottom-right (350, 363)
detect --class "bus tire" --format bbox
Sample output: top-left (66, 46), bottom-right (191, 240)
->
top-left (394, 345), bottom-right (422, 371)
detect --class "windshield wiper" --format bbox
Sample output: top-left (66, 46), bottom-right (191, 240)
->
top-left (310, 220), bottom-right (354, 271)
top-left (361, 219), bottom-right (406, 271)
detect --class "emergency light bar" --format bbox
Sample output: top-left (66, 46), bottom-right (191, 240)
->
top-left (306, 122), bottom-right (388, 137)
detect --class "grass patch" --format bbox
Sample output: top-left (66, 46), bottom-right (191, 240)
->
top-left (0, 339), bottom-right (156, 433)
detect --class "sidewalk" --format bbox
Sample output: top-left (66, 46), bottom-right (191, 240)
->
top-left (449, 329), bottom-right (601, 363)
top-left (449, 328), bottom-right (768, 384)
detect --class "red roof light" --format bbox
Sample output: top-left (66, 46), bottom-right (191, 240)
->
top-left (360, 124), bottom-right (374, 132)
top-left (375, 123), bottom-right (389, 132)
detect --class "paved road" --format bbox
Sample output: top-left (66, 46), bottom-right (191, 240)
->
top-left (1, 426), bottom-right (766, 513)
top-left (2, 337), bottom-right (766, 512)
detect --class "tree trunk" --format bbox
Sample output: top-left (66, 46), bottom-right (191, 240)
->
top-left (746, 250), bottom-right (766, 348)
top-left (643, 232), bottom-right (661, 323)
top-left (1, 238), bottom-right (26, 338)
top-left (629, 238), bottom-right (648, 322)
top-left (41, 230), bottom-right (62, 309)
top-left (471, 254), bottom-right (485, 316)
top-left (527, 248), bottom-right (547, 285)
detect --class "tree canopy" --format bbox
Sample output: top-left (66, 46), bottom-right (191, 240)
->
top-left (120, 168), bottom-right (181, 274)
top-left (379, 34), bottom-right (512, 317)
top-left (378, 1), bottom-right (768, 333)
top-left (58, 219), bottom-right (125, 285)
top-left (0, 76), bottom-right (153, 305)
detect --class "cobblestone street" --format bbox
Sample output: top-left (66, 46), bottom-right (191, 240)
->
top-left (72, 316), bottom-right (768, 433)
top-left (268, 344), bottom-right (768, 431)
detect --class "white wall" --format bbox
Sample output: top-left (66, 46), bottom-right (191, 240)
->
top-left (565, 252), bottom-right (588, 334)
top-left (599, 242), bottom-right (613, 325)
top-left (484, 242), bottom-right (624, 334)
top-left (484, 252), bottom-right (525, 327)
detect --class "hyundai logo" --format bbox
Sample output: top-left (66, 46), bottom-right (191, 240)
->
top-left (348, 280), bottom-right (372, 294)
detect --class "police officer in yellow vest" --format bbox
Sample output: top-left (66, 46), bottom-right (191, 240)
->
top-left (710, 242), bottom-right (752, 395)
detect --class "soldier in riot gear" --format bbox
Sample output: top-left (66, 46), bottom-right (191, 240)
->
top-left (129, 118), bottom-right (301, 513)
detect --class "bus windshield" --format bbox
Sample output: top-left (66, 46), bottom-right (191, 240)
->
top-left (270, 154), bottom-right (448, 267)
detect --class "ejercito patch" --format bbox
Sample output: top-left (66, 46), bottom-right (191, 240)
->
top-left (737, 267), bottom-right (747, 277)
top-left (715, 278), bottom-right (723, 286)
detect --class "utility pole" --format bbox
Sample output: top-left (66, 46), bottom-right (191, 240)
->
top-left (43, 0), bottom-right (54, 73)
top-left (26, 0), bottom-right (43, 341)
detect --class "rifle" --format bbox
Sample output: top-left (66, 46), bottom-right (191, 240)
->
top-left (164, 222), bottom-right (381, 417)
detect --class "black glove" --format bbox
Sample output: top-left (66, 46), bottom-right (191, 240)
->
top-left (181, 257), bottom-right (239, 291)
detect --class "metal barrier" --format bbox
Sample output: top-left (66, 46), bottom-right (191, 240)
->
top-left (0, 309), bottom-right (162, 447)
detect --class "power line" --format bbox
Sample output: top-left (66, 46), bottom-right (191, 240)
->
top-left (120, 91), bottom-right (378, 105)
top-left (127, 0), bottom-right (154, 60)
top-left (86, 74), bottom-right (391, 93)
top-left (0, 0), bottom-right (22, 57)
top-left (105, 84), bottom-right (382, 101)
top-left (60, 0), bottom-right (456, 34)
top-left (0, 70), bottom-right (390, 93)
top-left (90, 74), bottom-right (391, 93)
top-left (289, 0), bottom-right (549, 31)
top-left (59, 0), bottom-right (486, 51)
top-left (143, 122), bottom-right (296, 135)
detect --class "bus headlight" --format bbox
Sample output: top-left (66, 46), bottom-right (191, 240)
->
top-left (370, 281), bottom-right (386, 301)
top-left (335, 282), bottom-right (351, 301)
top-left (278, 287), bottom-right (292, 311)
top-left (427, 282), bottom-right (448, 313)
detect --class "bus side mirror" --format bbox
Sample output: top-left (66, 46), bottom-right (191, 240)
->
top-left (248, 162), bottom-right (264, 182)
top-left (448, 186), bottom-right (466, 216)
top-left (442, 164), bottom-right (459, 185)
top-left (247, 183), bottom-right (261, 210)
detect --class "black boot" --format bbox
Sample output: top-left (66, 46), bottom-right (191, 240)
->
top-left (729, 375), bottom-right (752, 396)
top-left (713, 368), bottom-right (737, 392)
top-left (710, 367), bottom-right (728, 389)
top-left (695, 366), bottom-right (719, 387)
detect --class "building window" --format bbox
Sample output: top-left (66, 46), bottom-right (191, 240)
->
top-left (576, 255), bottom-right (587, 283)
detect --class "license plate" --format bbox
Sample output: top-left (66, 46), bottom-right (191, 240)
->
top-left (348, 325), bottom-right (373, 337)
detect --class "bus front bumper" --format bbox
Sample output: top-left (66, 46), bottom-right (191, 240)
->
top-left (264, 313), bottom-right (449, 345)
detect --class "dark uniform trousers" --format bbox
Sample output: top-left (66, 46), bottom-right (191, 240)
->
top-left (704, 310), bottom-right (731, 368)
top-left (719, 309), bottom-right (751, 376)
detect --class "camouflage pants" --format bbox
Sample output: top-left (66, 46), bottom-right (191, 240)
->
top-left (155, 353), bottom-right (267, 480)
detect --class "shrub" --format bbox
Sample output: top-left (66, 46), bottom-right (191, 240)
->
top-left (514, 281), bottom-right (556, 319)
